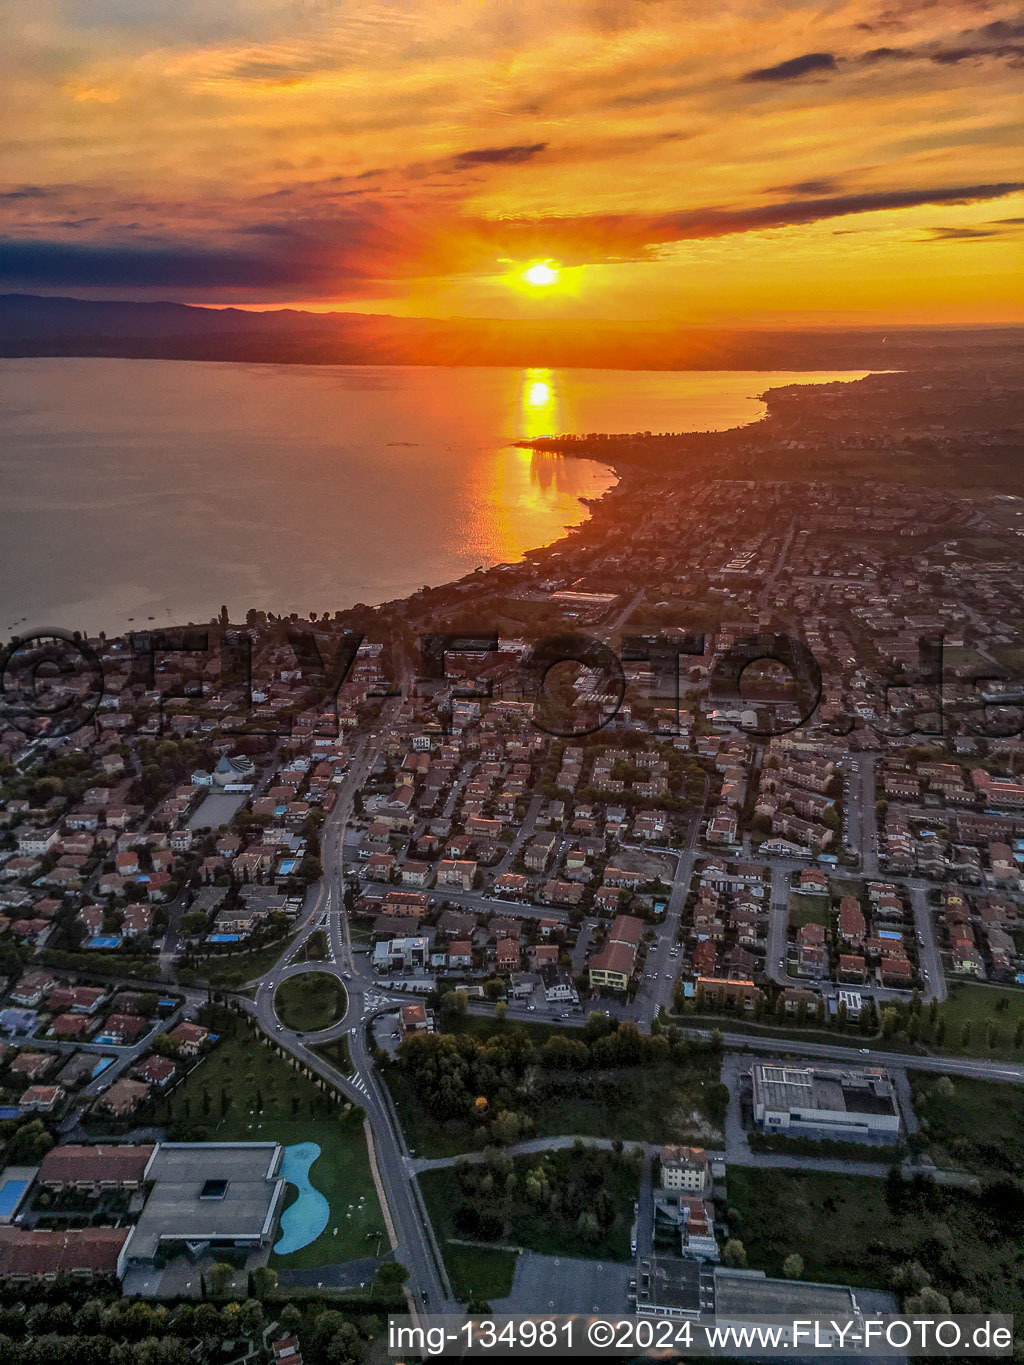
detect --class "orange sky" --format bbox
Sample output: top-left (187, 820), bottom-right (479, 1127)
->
top-left (1, 0), bottom-right (1023, 325)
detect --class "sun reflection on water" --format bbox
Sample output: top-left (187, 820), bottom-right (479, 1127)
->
top-left (519, 366), bottom-right (564, 441)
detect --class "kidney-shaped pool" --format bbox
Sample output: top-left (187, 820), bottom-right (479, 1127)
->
top-left (274, 1141), bottom-right (330, 1255)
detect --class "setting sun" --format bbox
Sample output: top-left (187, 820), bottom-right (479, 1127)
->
top-left (522, 262), bottom-right (559, 288)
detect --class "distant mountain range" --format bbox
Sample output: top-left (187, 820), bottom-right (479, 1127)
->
top-left (0, 293), bottom-right (1020, 371)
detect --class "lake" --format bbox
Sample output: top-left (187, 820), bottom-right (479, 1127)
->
top-left (0, 358), bottom-right (869, 635)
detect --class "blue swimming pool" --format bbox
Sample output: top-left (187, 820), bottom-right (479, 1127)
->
top-left (279, 858), bottom-right (297, 875)
top-left (0, 1179), bottom-right (29, 1220)
top-left (87, 935), bottom-right (122, 949)
top-left (273, 1142), bottom-right (329, 1256)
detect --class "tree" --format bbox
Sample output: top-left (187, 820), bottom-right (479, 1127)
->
top-left (208, 1262), bottom-right (235, 1298)
top-left (239, 1299), bottom-right (265, 1338)
top-left (782, 1253), bottom-right (804, 1280)
top-left (251, 1265), bottom-right (278, 1299)
top-left (906, 1286), bottom-right (951, 1313)
top-left (494, 1000), bottom-right (508, 1022)
top-left (722, 1239), bottom-right (747, 1268)
top-left (374, 1260), bottom-right (410, 1300)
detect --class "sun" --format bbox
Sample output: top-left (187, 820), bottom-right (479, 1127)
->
top-left (522, 262), bottom-right (559, 287)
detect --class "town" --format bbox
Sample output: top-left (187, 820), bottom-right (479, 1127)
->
top-left (0, 363), bottom-right (1022, 1360)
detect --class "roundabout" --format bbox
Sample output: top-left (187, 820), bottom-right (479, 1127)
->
top-left (274, 970), bottom-right (348, 1034)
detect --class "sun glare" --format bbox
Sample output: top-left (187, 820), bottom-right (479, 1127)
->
top-left (522, 262), bottom-right (559, 287)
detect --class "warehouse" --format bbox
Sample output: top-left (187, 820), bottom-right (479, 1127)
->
top-left (750, 1063), bottom-right (900, 1138)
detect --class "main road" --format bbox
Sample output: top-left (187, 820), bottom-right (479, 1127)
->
top-left (238, 709), bottom-right (459, 1313)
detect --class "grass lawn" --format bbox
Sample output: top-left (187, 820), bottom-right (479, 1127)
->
top-left (313, 1036), bottom-right (354, 1075)
top-left (531, 1060), bottom-right (723, 1146)
top-left (303, 930), bottom-right (329, 961)
top-left (910, 1073), bottom-right (1024, 1177)
top-left (443, 1244), bottom-right (518, 1304)
top-left (200, 936), bottom-right (294, 988)
top-left (419, 1145), bottom-right (640, 1285)
top-left (158, 1014), bottom-right (386, 1267)
top-left (726, 1167), bottom-right (1023, 1312)
top-left (932, 983), bottom-right (1024, 1060)
top-left (274, 972), bottom-right (347, 1032)
top-left (787, 892), bottom-right (831, 929)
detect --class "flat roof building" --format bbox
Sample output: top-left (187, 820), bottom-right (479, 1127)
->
top-left (751, 1062), bottom-right (900, 1138)
top-left (122, 1142), bottom-right (286, 1268)
top-left (713, 1267), bottom-right (863, 1345)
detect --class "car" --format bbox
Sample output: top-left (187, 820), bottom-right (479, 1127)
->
top-left (527, 1004), bottom-right (536, 1011)
top-left (275, 1023), bottom-right (283, 1032)
top-left (859, 1047), bottom-right (870, 1054)
top-left (560, 1012), bottom-right (571, 1019)
top-left (778, 957), bottom-right (784, 968)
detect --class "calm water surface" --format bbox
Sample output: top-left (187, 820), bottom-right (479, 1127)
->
top-left (0, 359), bottom-right (869, 634)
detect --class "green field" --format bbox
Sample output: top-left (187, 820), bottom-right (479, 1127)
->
top-left (932, 983), bottom-right (1024, 1060)
top-left (910, 1073), bottom-right (1024, 1177)
top-left (530, 1060), bottom-right (724, 1146)
top-left (726, 1166), bottom-right (1023, 1312)
top-left (787, 892), bottom-right (830, 929)
top-left (274, 972), bottom-right (348, 1032)
top-left (159, 1013), bottom-right (386, 1266)
top-left (443, 1244), bottom-right (518, 1304)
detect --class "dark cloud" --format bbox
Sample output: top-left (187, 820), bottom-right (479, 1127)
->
top-left (742, 52), bottom-right (838, 82)
top-left (450, 142), bottom-right (548, 168)
top-left (653, 182), bottom-right (1024, 242)
top-left (768, 178), bottom-right (844, 196)
top-left (923, 225), bottom-right (1000, 240)
top-left (860, 21), bottom-right (1024, 68)
top-left (0, 185), bottom-right (54, 201)
top-left (0, 239), bottom-right (327, 289)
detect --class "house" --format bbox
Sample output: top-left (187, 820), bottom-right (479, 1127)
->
top-left (102, 1014), bottom-right (148, 1045)
top-left (363, 852), bottom-right (395, 882)
top-left (131, 1054), bottom-right (178, 1090)
top-left (167, 1021), bottom-right (211, 1055)
top-left (540, 962), bottom-right (577, 1003)
top-left (659, 1145), bottom-right (711, 1193)
top-left (838, 897), bottom-right (866, 947)
top-left (495, 937), bottom-right (521, 971)
top-left (446, 940), bottom-right (473, 969)
top-left (49, 1013), bottom-right (94, 1040)
top-left (494, 872), bottom-right (530, 898)
top-left (399, 1003), bottom-right (434, 1036)
top-left (10, 1052), bottom-right (55, 1081)
top-left (38, 1144), bottom-right (154, 1193)
top-left (19, 1085), bottom-right (65, 1114)
top-left (11, 970), bottom-right (56, 1008)
top-left (695, 977), bottom-right (762, 1012)
top-left (436, 859), bottom-right (477, 891)
top-left (401, 860), bottom-right (433, 888)
top-left (540, 879), bottom-right (585, 907)
top-left (588, 940), bottom-right (635, 993)
top-left (95, 1077), bottom-right (150, 1118)
top-left (838, 954), bottom-right (867, 983)
top-left (0, 1227), bottom-right (130, 1283)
